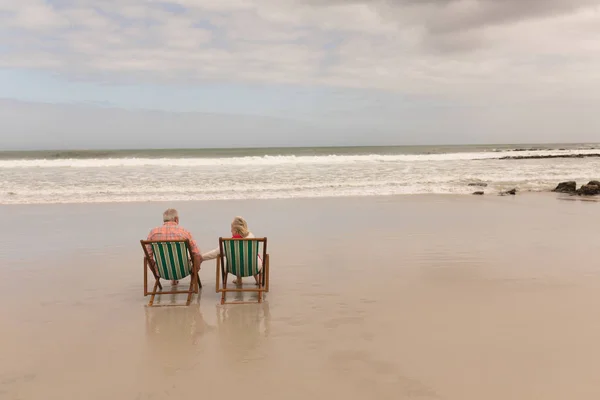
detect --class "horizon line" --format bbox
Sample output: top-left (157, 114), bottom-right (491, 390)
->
top-left (1, 141), bottom-right (599, 153)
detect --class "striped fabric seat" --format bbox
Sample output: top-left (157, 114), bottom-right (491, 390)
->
top-left (216, 237), bottom-right (269, 304)
top-left (150, 241), bottom-right (192, 281)
top-left (222, 239), bottom-right (261, 277)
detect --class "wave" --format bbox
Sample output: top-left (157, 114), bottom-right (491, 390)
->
top-left (3, 173), bottom-right (598, 205)
top-left (0, 184), bottom-right (580, 205)
top-left (2, 149), bottom-right (600, 168)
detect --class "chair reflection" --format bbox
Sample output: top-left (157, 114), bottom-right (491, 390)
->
top-left (215, 299), bottom-right (271, 359)
top-left (145, 294), bottom-right (213, 346)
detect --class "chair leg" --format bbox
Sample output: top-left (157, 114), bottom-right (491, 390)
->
top-left (261, 256), bottom-right (267, 289)
top-left (215, 258), bottom-right (220, 293)
top-left (221, 267), bottom-right (228, 304)
top-left (149, 278), bottom-right (160, 306)
top-left (265, 257), bottom-right (270, 293)
top-left (186, 279), bottom-right (194, 306)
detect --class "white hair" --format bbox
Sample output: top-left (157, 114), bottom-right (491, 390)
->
top-left (163, 208), bottom-right (179, 222)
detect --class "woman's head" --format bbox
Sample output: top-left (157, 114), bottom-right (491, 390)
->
top-left (231, 216), bottom-right (249, 237)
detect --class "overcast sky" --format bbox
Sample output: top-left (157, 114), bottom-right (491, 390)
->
top-left (1, 0), bottom-right (599, 150)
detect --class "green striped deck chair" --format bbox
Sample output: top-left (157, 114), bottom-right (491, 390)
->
top-left (140, 239), bottom-right (201, 306)
top-left (216, 238), bottom-right (270, 305)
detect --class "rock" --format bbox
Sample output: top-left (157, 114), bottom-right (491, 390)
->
top-left (553, 181), bottom-right (577, 194)
top-left (468, 182), bottom-right (488, 187)
top-left (500, 153), bottom-right (600, 160)
top-left (472, 191), bottom-right (484, 195)
top-left (500, 188), bottom-right (517, 196)
top-left (578, 184), bottom-right (600, 196)
top-left (588, 180), bottom-right (600, 187)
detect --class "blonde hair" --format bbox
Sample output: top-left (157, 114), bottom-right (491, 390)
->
top-left (231, 216), bottom-right (249, 237)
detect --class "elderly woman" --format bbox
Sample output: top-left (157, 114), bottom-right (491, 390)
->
top-left (202, 216), bottom-right (262, 284)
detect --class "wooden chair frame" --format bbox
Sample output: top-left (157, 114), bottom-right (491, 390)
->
top-left (215, 237), bottom-right (270, 305)
top-left (140, 239), bottom-right (202, 307)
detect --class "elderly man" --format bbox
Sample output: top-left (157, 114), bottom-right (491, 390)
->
top-left (146, 208), bottom-right (202, 285)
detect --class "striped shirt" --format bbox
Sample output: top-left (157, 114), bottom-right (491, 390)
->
top-left (146, 221), bottom-right (201, 257)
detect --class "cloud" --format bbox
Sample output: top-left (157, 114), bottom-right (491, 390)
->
top-left (1, 0), bottom-right (600, 101)
top-left (302, 0), bottom-right (597, 33)
top-left (5, 0), bottom-right (68, 30)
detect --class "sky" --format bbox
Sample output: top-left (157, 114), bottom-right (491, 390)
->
top-left (1, 0), bottom-right (599, 150)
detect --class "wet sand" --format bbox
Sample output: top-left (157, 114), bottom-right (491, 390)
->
top-left (1, 194), bottom-right (600, 399)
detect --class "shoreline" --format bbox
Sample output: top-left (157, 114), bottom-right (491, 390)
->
top-left (0, 191), bottom-right (580, 207)
top-left (2, 190), bottom-right (596, 207)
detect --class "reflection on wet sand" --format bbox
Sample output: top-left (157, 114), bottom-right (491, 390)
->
top-left (145, 296), bottom-right (214, 346)
top-left (144, 294), bottom-right (215, 376)
top-left (216, 301), bottom-right (271, 361)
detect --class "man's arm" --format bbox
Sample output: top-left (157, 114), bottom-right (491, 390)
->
top-left (185, 233), bottom-right (203, 272)
top-left (145, 229), bottom-right (156, 259)
top-left (192, 254), bottom-right (203, 272)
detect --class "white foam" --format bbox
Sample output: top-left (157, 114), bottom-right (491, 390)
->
top-left (1, 149), bottom-right (599, 204)
top-left (1, 149), bottom-right (599, 169)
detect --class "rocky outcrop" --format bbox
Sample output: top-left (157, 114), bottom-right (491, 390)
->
top-left (578, 182), bottom-right (600, 196)
top-left (500, 154), bottom-right (600, 160)
top-left (468, 182), bottom-right (488, 187)
top-left (513, 148), bottom-right (544, 152)
top-left (500, 188), bottom-right (517, 196)
top-left (553, 180), bottom-right (600, 196)
top-left (472, 191), bottom-right (484, 195)
top-left (553, 181), bottom-right (577, 194)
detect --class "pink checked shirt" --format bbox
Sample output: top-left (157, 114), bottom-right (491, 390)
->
top-left (146, 221), bottom-right (201, 258)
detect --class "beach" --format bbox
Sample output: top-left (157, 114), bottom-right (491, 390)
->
top-left (1, 193), bottom-right (599, 399)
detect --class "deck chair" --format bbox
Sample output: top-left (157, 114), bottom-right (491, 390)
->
top-left (140, 239), bottom-right (202, 306)
top-left (215, 238), bottom-right (270, 305)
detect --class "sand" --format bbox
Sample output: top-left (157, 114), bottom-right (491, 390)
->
top-left (1, 193), bottom-right (600, 399)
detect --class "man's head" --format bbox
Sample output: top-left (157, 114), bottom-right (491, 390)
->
top-left (163, 208), bottom-right (179, 224)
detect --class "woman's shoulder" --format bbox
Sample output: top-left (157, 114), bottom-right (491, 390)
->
top-left (246, 232), bottom-right (255, 238)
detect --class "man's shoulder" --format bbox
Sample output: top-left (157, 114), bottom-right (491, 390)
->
top-left (177, 225), bottom-right (195, 237)
top-left (147, 225), bottom-right (162, 235)
top-left (147, 225), bottom-right (167, 240)
top-left (146, 224), bottom-right (195, 242)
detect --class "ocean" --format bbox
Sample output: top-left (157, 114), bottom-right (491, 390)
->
top-left (1, 143), bottom-right (598, 204)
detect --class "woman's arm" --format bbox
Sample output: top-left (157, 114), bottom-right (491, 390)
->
top-left (201, 246), bottom-right (220, 260)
